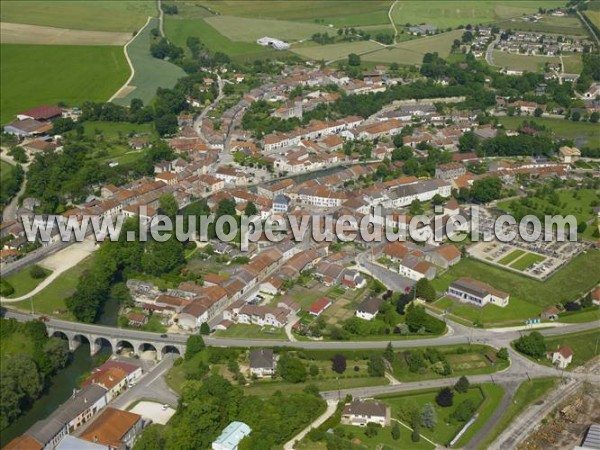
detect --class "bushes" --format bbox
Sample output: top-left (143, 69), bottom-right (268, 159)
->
top-left (29, 265), bottom-right (48, 279)
top-left (514, 332), bottom-right (546, 358)
top-left (435, 387), bottom-right (454, 407)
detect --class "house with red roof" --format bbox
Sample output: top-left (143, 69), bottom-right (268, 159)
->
top-left (17, 105), bottom-right (63, 121)
top-left (547, 346), bottom-right (573, 369)
top-left (309, 297), bottom-right (332, 317)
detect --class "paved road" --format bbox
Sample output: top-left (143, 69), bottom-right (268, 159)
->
top-left (485, 35), bottom-right (500, 67)
top-left (283, 400), bottom-right (337, 450)
top-left (388, 0), bottom-right (399, 45)
top-left (0, 151), bottom-right (29, 223)
top-left (111, 354), bottom-right (178, 409)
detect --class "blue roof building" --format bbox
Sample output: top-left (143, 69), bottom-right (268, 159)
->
top-left (212, 421), bottom-right (252, 450)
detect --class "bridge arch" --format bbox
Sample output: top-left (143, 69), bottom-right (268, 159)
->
top-left (116, 340), bottom-right (135, 356)
top-left (161, 345), bottom-right (181, 357)
top-left (138, 343), bottom-right (158, 359)
top-left (52, 330), bottom-right (69, 341)
top-left (93, 337), bottom-right (112, 355)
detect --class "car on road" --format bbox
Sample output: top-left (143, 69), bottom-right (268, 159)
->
top-left (160, 334), bottom-right (168, 338)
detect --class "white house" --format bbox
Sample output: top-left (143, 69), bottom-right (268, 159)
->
top-left (548, 346), bottom-right (573, 369)
top-left (447, 277), bottom-right (510, 307)
top-left (341, 400), bottom-right (391, 427)
top-left (249, 349), bottom-right (276, 378)
top-left (355, 297), bottom-right (383, 321)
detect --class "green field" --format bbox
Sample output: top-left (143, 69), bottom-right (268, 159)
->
top-left (585, 9), bottom-right (600, 28)
top-left (543, 329), bottom-right (600, 368)
top-left (391, 1), bottom-right (566, 30)
top-left (509, 253), bottom-right (546, 271)
top-left (291, 40), bottom-right (381, 62)
top-left (3, 266), bottom-right (52, 299)
top-left (113, 17), bottom-right (186, 106)
top-left (0, 0), bottom-right (156, 32)
top-left (334, 424), bottom-right (435, 450)
top-left (496, 15), bottom-right (588, 36)
top-left (562, 54), bottom-right (584, 74)
top-left (11, 256), bottom-right (96, 319)
top-left (434, 295), bottom-right (542, 325)
top-left (497, 116), bottom-right (600, 147)
top-left (195, 1), bottom-right (391, 27)
top-left (205, 16), bottom-right (334, 42)
top-left (492, 50), bottom-right (562, 73)
top-left (362, 29), bottom-right (463, 65)
top-left (477, 378), bottom-right (557, 450)
top-left (432, 249), bottom-right (600, 311)
top-left (377, 384), bottom-right (504, 447)
top-left (165, 17), bottom-right (279, 61)
top-left (498, 249), bottom-right (526, 265)
top-left (1, 44), bottom-right (129, 123)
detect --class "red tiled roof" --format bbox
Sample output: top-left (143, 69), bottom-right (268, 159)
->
top-left (309, 297), bottom-right (332, 315)
top-left (18, 105), bottom-right (63, 120)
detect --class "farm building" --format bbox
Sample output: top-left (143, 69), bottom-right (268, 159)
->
top-left (256, 36), bottom-right (290, 50)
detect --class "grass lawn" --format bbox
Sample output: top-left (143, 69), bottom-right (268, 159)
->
top-left (213, 324), bottom-right (288, 341)
top-left (113, 17), bottom-right (185, 106)
top-left (79, 120), bottom-right (154, 139)
top-left (543, 329), bottom-right (600, 368)
top-left (378, 385), bottom-right (492, 446)
top-left (165, 17), bottom-right (280, 61)
top-left (0, 0), bottom-right (156, 32)
top-left (585, 9), bottom-right (600, 28)
top-left (476, 378), bottom-right (557, 450)
top-left (562, 54), bottom-right (584, 73)
top-left (454, 384), bottom-right (505, 447)
top-left (362, 30), bottom-right (463, 65)
top-left (1, 44), bottom-right (129, 124)
top-left (10, 256), bottom-right (96, 319)
top-left (391, 1), bottom-right (565, 29)
top-left (205, 16), bottom-right (334, 42)
top-left (432, 251), bottom-right (600, 309)
top-left (334, 424), bottom-right (435, 450)
top-left (0, 160), bottom-right (20, 208)
top-left (391, 344), bottom-right (508, 381)
top-left (243, 376), bottom-right (388, 398)
top-left (558, 307), bottom-right (600, 323)
top-left (498, 249), bottom-right (525, 265)
top-left (0, 327), bottom-right (36, 359)
top-left (3, 266), bottom-right (52, 298)
top-left (195, 1), bottom-right (391, 26)
top-left (497, 116), bottom-right (600, 148)
top-left (509, 253), bottom-right (546, 271)
top-left (492, 50), bottom-right (561, 73)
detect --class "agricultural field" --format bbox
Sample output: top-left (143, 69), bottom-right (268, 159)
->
top-left (0, 22), bottom-right (130, 46)
top-left (205, 16), bottom-right (334, 42)
top-left (290, 40), bottom-right (381, 62)
top-left (492, 50), bottom-right (562, 72)
top-left (165, 17), bottom-right (279, 61)
top-left (195, 1), bottom-right (391, 27)
top-left (562, 54), bottom-right (584, 73)
top-left (113, 18), bottom-right (186, 106)
top-left (391, 1), bottom-right (566, 30)
top-left (497, 15), bottom-right (589, 36)
top-left (497, 116), bottom-right (600, 148)
top-left (584, 7), bottom-right (600, 29)
top-left (0, 0), bottom-right (155, 32)
top-left (1, 44), bottom-right (129, 124)
top-left (362, 29), bottom-right (463, 65)
top-left (430, 250), bottom-right (600, 323)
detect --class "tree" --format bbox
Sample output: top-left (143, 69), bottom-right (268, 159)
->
top-left (421, 403), bottom-right (437, 430)
top-left (470, 177), bottom-right (503, 203)
top-left (364, 422), bottom-right (381, 437)
top-left (244, 201), bottom-right (258, 217)
top-left (454, 376), bottom-right (470, 393)
top-left (200, 322), bottom-right (210, 335)
top-left (458, 130), bottom-right (478, 153)
top-left (142, 238), bottom-right (185, 276)
top-left (534, 107), bottom-right (543, 117)
top-left (571, 111), bottom-right (581, 122)
top-left (383, 342), bottom-right (394, 363)
top-left (29, 265), bottom-right (47, 279)
top-left (185, 335), bottom-right (205, 360)
top-left (367, 354), bottom-right (385, 377)
top-left (411, 426), bottom-right (420, 442)
top-left (332, 354), bottom-right (347, 374)
top-left (590, 111), bottom-right (599, 123)
top-left (496, 347), bottom-right (509, 360)
top-left (416, 278), bottom-right (436, 302)
top-left (514, 332), bottom-right (546, 358)
top-left (309, 364), bottom-right (319, 377)
top-left (391, 422), bottom-right (401, 440)
top-left (409, 199), bottom-right (423, 215)
top-left (155, 113), bottom-right (178, 136)
top-left (279, 355), bottom-right (307, 383)
top-left (348, 53), bottom-right (361, 66)
top-left (159, 193), bottom-right (179, 217)
top-left (435, 387), bottom-right (454, 407)
top-left (133, 424), bottom-right (165, 450)
top-left (451, 399), bottom-right (477, 422)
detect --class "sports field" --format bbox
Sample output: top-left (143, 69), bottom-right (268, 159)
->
top-left (195, 1), bottom-right (391, 26)
top-left (492, 51), bottom-right (562, 73)
top-left (497, 15), bottom-right (588, 36)
top-left (165, 17), bottom-right (279, 60)
top-left (113, 18), bottom-right (186, 106)
top-left (291, 40), bottom-right (381, 62)
top-left (362, 29), bottom-right (463, 65)
top-left (391, 1), bottom-right (566, 29)
top-left (205, 16), bottom-right (334, 42)
top-left (1, 44), bottom-right (129, 124)
top-left (0, 0), bottom-right (156, 32)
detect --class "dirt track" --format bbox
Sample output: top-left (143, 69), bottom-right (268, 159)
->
top-left (0, 22), bottom-right (130, 46)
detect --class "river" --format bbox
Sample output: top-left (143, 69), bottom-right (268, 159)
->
top-left (0, 343), bottom-right (111, 447)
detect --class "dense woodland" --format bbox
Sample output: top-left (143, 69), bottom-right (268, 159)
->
top-left (0, 319), bottom-right (69, 430)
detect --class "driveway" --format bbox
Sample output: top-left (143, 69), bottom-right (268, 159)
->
top-left (283, 400), bottom-right (338, 450)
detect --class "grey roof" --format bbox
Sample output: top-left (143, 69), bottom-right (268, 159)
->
top-left (26, 385), bottom-right (107, 445)
top-left (249, 349), bottom-right (274, 369)
top-left (582, 424), bottom-right (600, 449)
top-left (55, 436), bottom-right (107, 450)
top-left (356, 297), bottom-right (384, 315)
top-left (343, 400), bottom-right (387, 417)
top-left (273, 194), bottom-right (291, 205)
